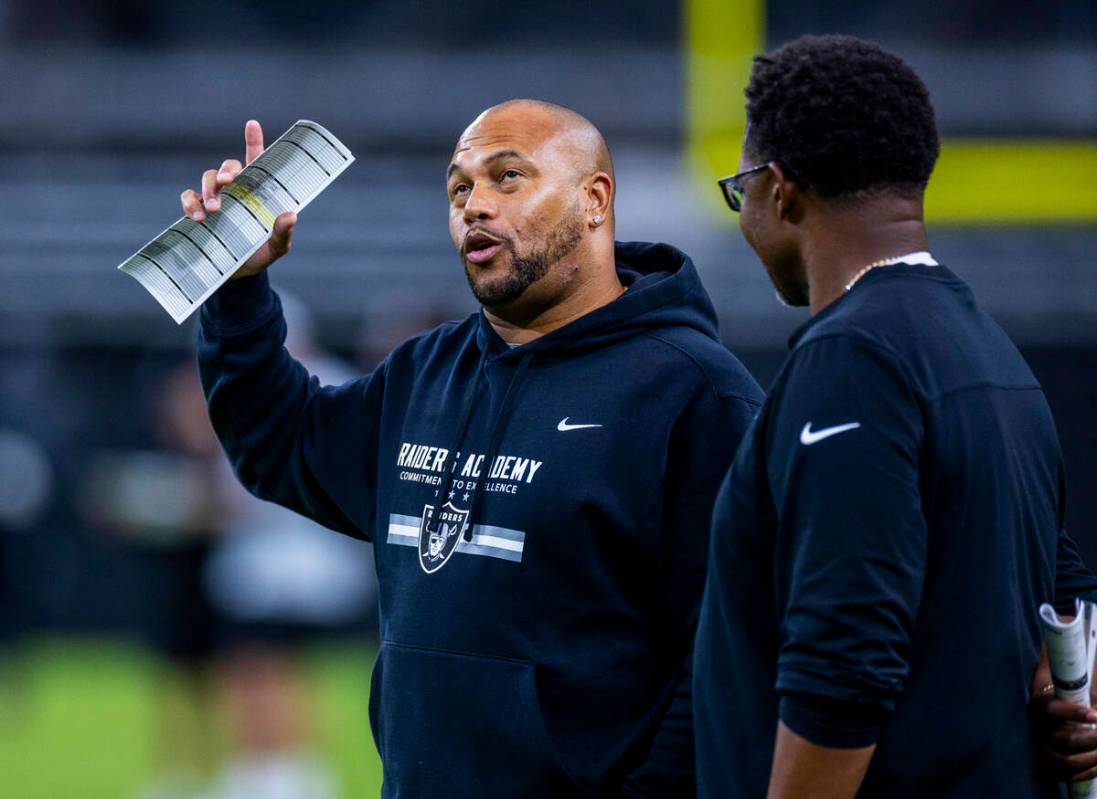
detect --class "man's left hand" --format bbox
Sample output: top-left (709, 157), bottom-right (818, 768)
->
top-left (1031, 644), bottom-right (1097, 782)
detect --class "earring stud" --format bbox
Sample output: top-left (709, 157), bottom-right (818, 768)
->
top-left (593, 215), bottom-right (603, 226)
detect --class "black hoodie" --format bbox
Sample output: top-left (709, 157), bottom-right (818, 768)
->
top-left (198, 241), bottom-right (763, 797)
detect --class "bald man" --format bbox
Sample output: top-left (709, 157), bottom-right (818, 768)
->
top-left (190, 100), bottom-right (763, 797)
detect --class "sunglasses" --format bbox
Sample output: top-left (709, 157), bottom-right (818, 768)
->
top-left (716, 163), bottom-right (771, 212)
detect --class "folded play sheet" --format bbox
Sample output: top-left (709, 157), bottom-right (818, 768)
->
top-left (118, 120), bottom-right (354, 323)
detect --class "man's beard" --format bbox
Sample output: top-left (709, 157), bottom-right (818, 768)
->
top-left (772, 279), bottom-right (808, 307)
top-left (464, 213), bottom-right (584, 307)
top-left (762, 258), bottom-right (809, 307)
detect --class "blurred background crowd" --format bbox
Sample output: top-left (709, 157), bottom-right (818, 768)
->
top-left (0, 1), bottom-right (1093, 797)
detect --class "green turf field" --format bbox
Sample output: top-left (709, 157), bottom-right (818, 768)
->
top-left (0, 638), bottom-right (383, 799)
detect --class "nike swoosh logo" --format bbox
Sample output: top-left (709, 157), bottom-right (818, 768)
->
top-left (557, 417), bottom-right (603, 432)
top-left (800, 421), bottom-right (861, 445)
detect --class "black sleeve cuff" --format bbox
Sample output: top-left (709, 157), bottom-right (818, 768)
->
top-left (200, 271), bottom-right (279, 334)
top-left (779, 693), bottom-right (888, 749)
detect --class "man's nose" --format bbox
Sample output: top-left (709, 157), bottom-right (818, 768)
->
top-left (463, 183), bottom-right (498, 222)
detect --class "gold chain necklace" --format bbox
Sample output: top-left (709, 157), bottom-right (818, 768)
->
top-left (844, 255), bottom-right (909, 292)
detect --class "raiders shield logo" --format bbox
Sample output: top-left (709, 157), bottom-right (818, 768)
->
top-left (418, 501), bottom-right (470, 574)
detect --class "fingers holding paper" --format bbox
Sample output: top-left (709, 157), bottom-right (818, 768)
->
top-left (180, 120), bottom-right (264, 220)
top-left (178, 120), bottom-right (294, 277)
top-left (233, 211), bottom-right (297, 279)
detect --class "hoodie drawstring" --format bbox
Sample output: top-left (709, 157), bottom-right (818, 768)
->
top-left (435, 348), bottom-right (488, 508)
top-left (463, 349), bottom-right (535, 541)
top-left (433, 348), bottom-right (536, 542)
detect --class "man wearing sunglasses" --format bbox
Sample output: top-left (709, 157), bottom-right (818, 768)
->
top-left (693, 34), bottom-right (1097, 798)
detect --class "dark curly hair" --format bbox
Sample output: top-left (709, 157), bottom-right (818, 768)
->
top-left (744, 34), bottom-right (940, 199)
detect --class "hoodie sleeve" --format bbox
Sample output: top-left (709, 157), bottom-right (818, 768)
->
top-left (197, 273), bottom-right (383, 540)
top-left (621, 392), bottom-right (761, 799)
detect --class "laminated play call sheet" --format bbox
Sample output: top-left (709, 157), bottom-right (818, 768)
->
top-left (118, 120), bottom-right (354, 323)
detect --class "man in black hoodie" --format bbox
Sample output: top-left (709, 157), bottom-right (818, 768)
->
top-left (186, 100), bottom-right (763, 797)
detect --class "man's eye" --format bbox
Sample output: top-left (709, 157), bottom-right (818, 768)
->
top-left (452, 184), bottom-right (469, 195)
top-left (501, 170), bottom-right (521, 180)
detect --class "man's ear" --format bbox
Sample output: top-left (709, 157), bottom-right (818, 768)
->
top-left (768, 162), bottom-right (804, 224)
top-left (587, 171), bottom-right (613, 226)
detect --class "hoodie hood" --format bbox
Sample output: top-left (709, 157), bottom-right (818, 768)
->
top-left (446, 241), bottom-right (722, 541)
top-left (475, 240), bottom-right (721, 361)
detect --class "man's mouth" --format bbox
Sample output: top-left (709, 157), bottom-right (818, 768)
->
top-left (463, 230), bottom-right (505, 265)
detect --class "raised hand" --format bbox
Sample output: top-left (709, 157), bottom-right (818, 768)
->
top-left (179, 120), bottom-right (297, 279)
